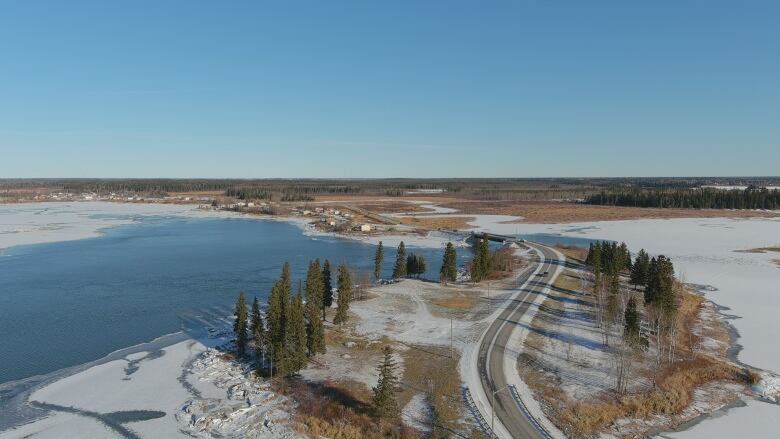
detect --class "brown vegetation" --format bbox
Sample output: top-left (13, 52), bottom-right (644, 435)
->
top-left (438, 200), bottom-right (779, 224)
top-left (397, 215), bottom-right (475, 230)
top-left (280, 378), bottom-right (419, 439)
top-left (400, 346), bottom-right (470, 437)
top-left (430, 293), bottom-right (479, 310)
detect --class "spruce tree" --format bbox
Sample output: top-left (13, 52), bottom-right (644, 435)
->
top-left (322, 259), bottom-right (333, 319)
top-left (630, 249), bottom-right (650, 288)
top-left (284, 292), bottom-right (308, 375)
top-left (234, 292), bottom-right (248, 357)
top-left (372, 346), bottom-right (400, 419)
top-left (416, 255), bottom-right (427, 278)
top-left (305, 260), bottom-right (326, 356)
top-left (267, 263), bottom-right (291, 374)
top-left (440, 242), bottom-right (457, 283)
top-left (406, 254), bottom-right (418, 277)
top-left (250, 296), bottom-right (265, 353)
top-left (623, 295), bottom-right (643, 349)
top-left (374, 241), bottom-right (384, 280)
top-left (392, 242), bottom-right (407, 279)
top-left (333, 263), bottom-right (352, 324)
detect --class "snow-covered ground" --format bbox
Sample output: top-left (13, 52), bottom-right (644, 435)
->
top-left (1, 332), bottom-right (298, 439)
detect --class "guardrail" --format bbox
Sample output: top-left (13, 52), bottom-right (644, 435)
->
top-left (462, 386), bottom-right (494, 437)
top-left (508, 384), bottom-right (554, 439)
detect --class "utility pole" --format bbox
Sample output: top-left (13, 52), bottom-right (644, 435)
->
top-left (450, 317), bottom-right (453, 358)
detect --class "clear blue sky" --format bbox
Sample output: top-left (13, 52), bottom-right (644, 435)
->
top-left (1, 0), bottom-right (778, 178)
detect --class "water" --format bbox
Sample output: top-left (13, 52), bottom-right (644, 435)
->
top-left (0, 217), bottom-right (464, 385)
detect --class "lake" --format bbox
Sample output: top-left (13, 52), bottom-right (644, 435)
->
top-left (0, 216), bottom-right (466, 385)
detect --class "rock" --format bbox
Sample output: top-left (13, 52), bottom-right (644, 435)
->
top-left (344, 341), bottom-right (357, 348)
top-left (341, 353), bottom-right (351, 359)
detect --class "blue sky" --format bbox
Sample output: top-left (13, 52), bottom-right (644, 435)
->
top-left (1, 0), bottom-right (778, 178)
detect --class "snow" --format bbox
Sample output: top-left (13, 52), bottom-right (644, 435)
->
top-left (401, 393), bottom-right (433, 432)
top-left (1, 335), bottom-right (298, 439)
top-left (0, 202), bottom-right (240, 251)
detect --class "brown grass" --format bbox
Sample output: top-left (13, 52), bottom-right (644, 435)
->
top-left (430, 294), bottom-right (479, 310)
top-left (558, 357), bottom-right (742, 438)
top-left (438, 200), bottom-right (779, 224)
top-left (280, 378), bottom-right (419, 439)
top-left (400, 346), bottom-right (465, 436)
top-left (397, 215), bottom-right (475, 230)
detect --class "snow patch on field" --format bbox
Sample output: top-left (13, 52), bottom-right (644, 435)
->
top-left (401, 393), bottom-right (433, 432)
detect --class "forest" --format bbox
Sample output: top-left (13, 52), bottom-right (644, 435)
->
top-left (585, 186), bottom-right (780, 210)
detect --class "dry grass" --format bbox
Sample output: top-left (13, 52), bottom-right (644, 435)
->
top-left (772, 259), bottom-right (780, 268)
top-left (280, 378), bottom-right (419, 439)
top-left (557, 357), bottom-right (743, 438)
top-left (430, 293), bottom-right (479, 310)
top-left (555, 245), bottom-right (588, 264)
top-left (397, 215), bottom-right (475, 230)
top-left (438, 200), bottom-right (779, 223)
top-left (400, 345), bottom-right (465, 436)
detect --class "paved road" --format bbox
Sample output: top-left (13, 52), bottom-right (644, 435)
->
top-left (477, 242), bottom-right (561, 439)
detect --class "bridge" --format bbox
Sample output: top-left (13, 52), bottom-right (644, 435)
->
top-left (469, 231), bottom-right (524, 244)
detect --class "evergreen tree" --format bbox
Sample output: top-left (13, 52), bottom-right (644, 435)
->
top-left (440, 242), bottom-right (458, 283)
top-left (392, 242), bottom-right (407, 279)
top-left (322, 259), bottom-right (333, 319)
top-left (267, 263), bottom-right (291, 373)
top-left (250, 296), bottom-right (264, 349)
top-left (333, 263), bottom-right (352, 324)
top-left (630, 249), bottom-right (650, 288)
top-left (233, 292), bottom-right (248, 357)
top-left (416, 255), bottom-right (427, 278)
top-left (406, 254), bottom-right (417, 277)
top-left (374, 241), bottom-right (384, 280)
top-left (623, 295), bottom-right (645, 349)
top-left (283, 292), bottom-right (308, 375)
top-left (372, 346), bottom-right (400, 419)
top-left (470, 237), bottom-right (491, 282)
top-left (305, 260), bottom-right (326, 356)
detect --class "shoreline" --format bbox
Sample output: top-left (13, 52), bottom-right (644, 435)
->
top-left (0, 331), bottom-right (190, 431)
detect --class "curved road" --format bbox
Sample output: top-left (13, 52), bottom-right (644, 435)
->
top-left (477, 242), bottom-right (562, 439)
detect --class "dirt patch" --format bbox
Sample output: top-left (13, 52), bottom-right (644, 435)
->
top-left (397, 216), bottom-right (475, 230)
top-left (430, 293), bottom-right (479, 310)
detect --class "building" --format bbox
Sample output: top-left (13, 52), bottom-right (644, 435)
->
top-left (359, 224), bottom-right (372, 232)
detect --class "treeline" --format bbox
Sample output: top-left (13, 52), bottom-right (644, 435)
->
top-left (585, 187), bottom-right (780, 210)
